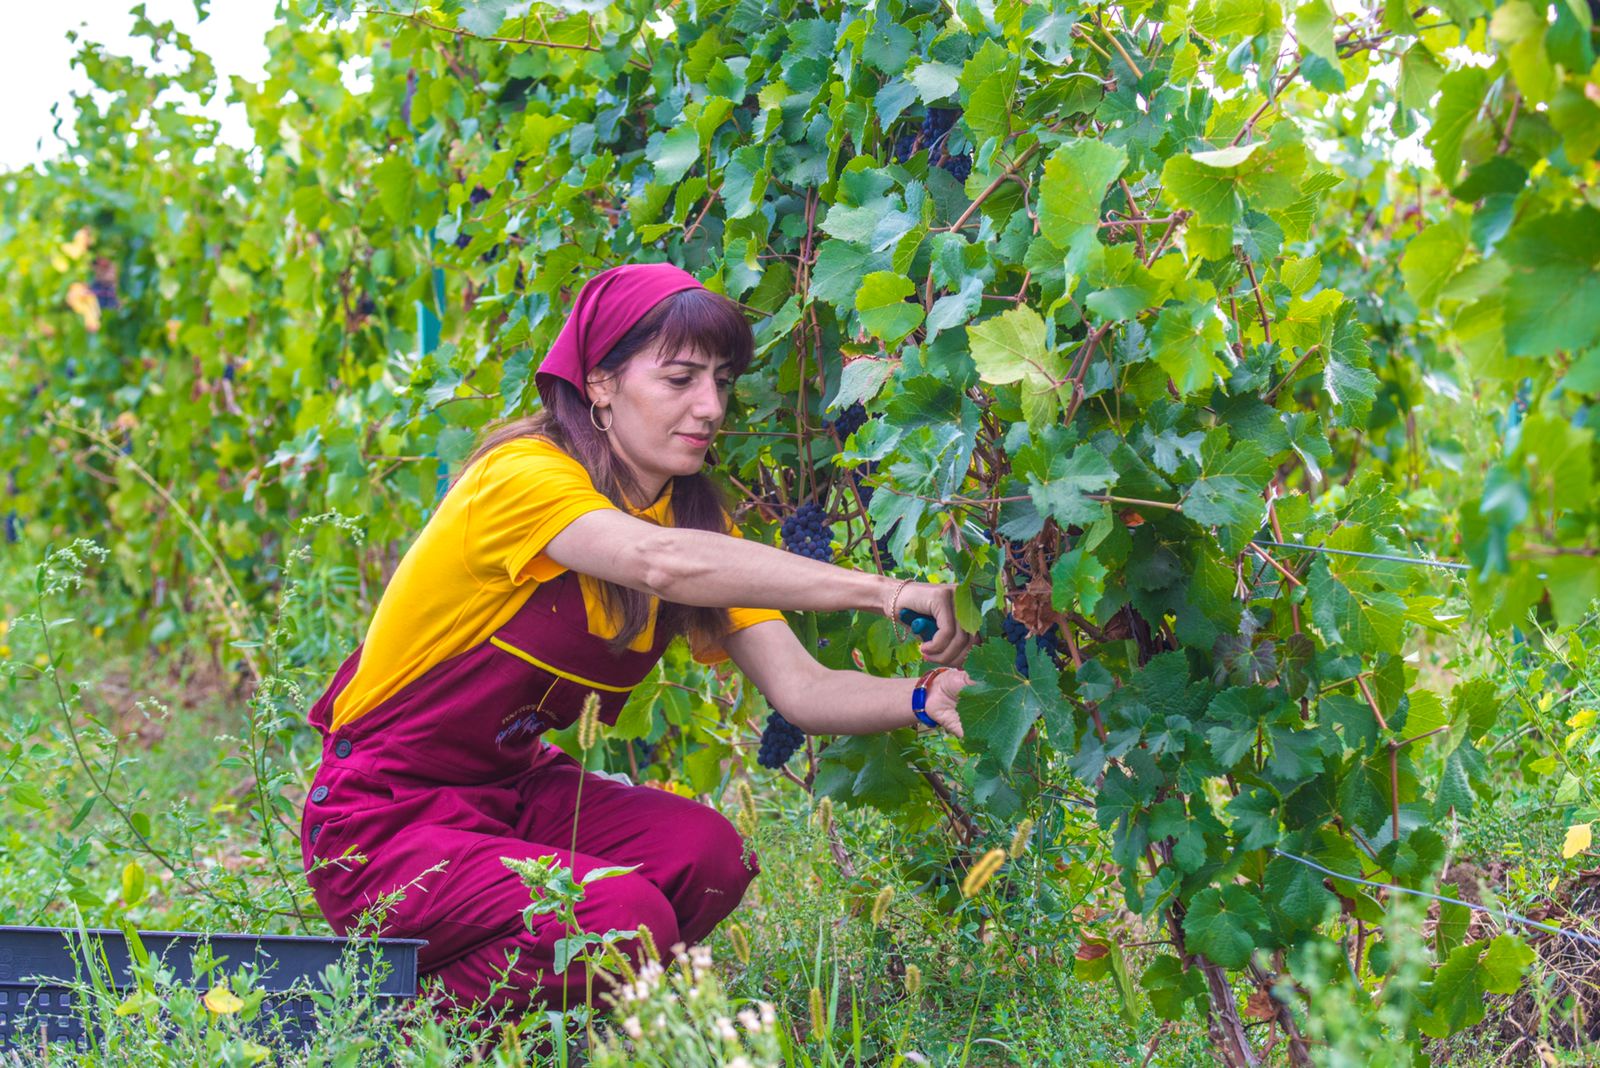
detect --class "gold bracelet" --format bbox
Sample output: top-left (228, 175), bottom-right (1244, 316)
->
top-left (886, 577), bottom-right (913, 640)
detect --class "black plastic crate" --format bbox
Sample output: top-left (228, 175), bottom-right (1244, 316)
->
top-left (0, 925), bottom-right (424, 1052)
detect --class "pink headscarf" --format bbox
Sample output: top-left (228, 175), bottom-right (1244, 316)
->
top-left (535, 262), bottom-right (705, 402)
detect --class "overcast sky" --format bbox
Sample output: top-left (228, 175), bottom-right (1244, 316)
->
top-left (2, 1), bottom-right (280, 172)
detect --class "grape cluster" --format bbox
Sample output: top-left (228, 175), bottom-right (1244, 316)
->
top-left (781, 501), bottom-right (834, 562)
top-left (89, 279), bottom-right (119, 311)
top-left (875, 532), bottom-right (898, 570)
top-left (923, 107), bottom-right (959, 155)
top-left (942, 155), bottom-right (972, 181)
top-left (469, 185), bottom-right (491, 205)
top-left (1001, 614), bottom-right (1062, 677)
top-left (920, 107), bottom-right (973, 181)
top-left (827, 402), bottom-right (867, 440)
top-left (4, 511), bottom-right (18, 545)
top-left (757, 710), bottom-right (805, 769)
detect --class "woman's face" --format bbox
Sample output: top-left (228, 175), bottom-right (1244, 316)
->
top-left (587, 342), bottom-right (734, 501)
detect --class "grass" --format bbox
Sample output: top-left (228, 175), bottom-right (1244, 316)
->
top-left (5, 542), bottom-right (1597, 1066)
top-left (0, 554), bottom-right (1207, 1065)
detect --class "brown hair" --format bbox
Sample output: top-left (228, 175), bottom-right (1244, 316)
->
top-left (461, 286), bottom-right (756, 656)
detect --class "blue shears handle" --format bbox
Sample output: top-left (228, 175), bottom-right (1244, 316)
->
top-left (898, 608), bottom-right (938, 641)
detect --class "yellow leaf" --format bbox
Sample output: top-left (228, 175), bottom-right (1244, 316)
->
top-left (115, 990), bottom-right (160, 1017)
top-left (204, 986), bottom-right (244, 1015)
top-left (65, 282), bottom-right (101, 332)
top-left (121, 860), bottom-right (146, 907)
top-left (1562, 822), bottom-right (1592, 859)
top-left (59, 227), bottom-right (93, 261)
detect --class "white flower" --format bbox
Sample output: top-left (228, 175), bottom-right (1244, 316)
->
top-left (737, 1009), bottom-right (760, 1032)
top-left (715, 1015), bottom-right (737, 1042)
top-left (758, 1000), bottom-right (776, 1027)
top-left (623, 1016), bottom-right (643, 1040)
top-left (727, 1058), bottom-right (754, 1068)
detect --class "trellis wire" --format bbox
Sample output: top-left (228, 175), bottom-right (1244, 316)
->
top-left (1251, 538), bottom-right (1470, 572)
top-left (1273, 849), bottom-right (1600, 950)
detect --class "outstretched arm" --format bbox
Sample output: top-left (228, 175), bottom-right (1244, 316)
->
top-left (721, 620), bottom-right (968, 738)
top-left (542, 508), bottom-right (976, 667)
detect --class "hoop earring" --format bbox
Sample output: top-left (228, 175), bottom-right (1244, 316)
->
top-left (589, 402), bottom-right (613, 433)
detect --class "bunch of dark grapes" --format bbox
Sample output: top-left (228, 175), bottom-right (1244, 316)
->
top-left (922, 107), bottom-right (959, 153)
top-left (90, 258), bottom-right (120, 310)
top-left (454, 231), bottom-right (473, 250)
top-left (827, 402), bottom-right (868, 440)
top-left (781, 501), bottom-right (834, 562)
top-left (757, 710), bottom-right (806, 769)
top-left (875, 532), bottom-right (897, 570)
top-left (4, 511), bottom-right (18, 545)
top-left (892, 131), bottom-right (919, 163)
top-left (1001, 614), bottom-right (1062, 677)
top-left (469, 185), bottom-right (491, 205)
top-left (920, 107), bottom-right (971, 182)
top-left (848, 458), bottom-right (880, 509)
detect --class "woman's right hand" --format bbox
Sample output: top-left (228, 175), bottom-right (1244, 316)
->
top-left (921, 667), bottom-right (973, 738)
top-left (888, 581), bottom-right (976, 668)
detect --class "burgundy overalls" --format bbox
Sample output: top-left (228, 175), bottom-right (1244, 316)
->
top-left (299, 571), bottom-right (759, 1013)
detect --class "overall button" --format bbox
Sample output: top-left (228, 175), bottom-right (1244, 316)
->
top-left (334, 738), bottom-right (353, 758)
top-left (309, 824), bottom-right (322, 844)
top-left (309, 785), bottom-right (329, 804)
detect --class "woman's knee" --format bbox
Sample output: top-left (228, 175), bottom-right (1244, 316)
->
top-left (666, 806), bottom-right (759, 942)
top-left (581, 869), bottom-right (682, 952)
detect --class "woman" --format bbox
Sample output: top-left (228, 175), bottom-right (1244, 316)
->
top-left (299, 262), bottom-right (976, 1016)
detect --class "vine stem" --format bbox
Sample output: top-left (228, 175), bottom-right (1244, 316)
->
top-left (1239, 252), bottom-right (1272, 343)
top-left (1262, 345), bottom-right (1321, 406)
top-left (359, 7), bottom-right (653, 71)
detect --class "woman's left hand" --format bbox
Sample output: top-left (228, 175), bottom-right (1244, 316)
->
top-left (921, 668), bottom-right (973, 739)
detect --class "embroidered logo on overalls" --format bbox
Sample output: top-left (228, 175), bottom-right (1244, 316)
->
top-left (496, 703), bottom-right (549, 746)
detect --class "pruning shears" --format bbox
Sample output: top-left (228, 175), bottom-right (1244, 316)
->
top-left (898, 608), bottom-right (938, 641)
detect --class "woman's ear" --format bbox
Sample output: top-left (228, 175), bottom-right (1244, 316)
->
top-left (586, 368), bottom-right (616, 408)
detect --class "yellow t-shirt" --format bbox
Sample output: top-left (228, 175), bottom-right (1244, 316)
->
top-left (328, 436), bottom-right (784, 730)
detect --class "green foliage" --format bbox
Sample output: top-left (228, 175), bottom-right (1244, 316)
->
top-left (1, 0), bottom-right (1597, 1063)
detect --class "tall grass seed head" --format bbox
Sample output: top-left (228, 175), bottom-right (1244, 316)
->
top-left (635, 922), bottom-right (661, 963)
top-left (808, 986), bottom-right (826, 1040)
top-left (812, 796), bottom-right (833, 837)
top-left (577, 691), bottom-right (602, 750)
top-left (961, 847), bottom-right (1006, 898)
top-left (728, 923), bottom-right (751, 964)
top-left (1009, 817), bottom-right (1034, 859)
top-left (904, 963), bottom-right (923, 996)
top-left (871, 884), bottom-right (895, 926)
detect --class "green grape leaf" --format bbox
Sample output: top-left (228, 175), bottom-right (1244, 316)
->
top-left (1182, 435), bottom-right (1269, 546)
top-left (1478, 934), bottom-right (1535, 995)
top-left (1400, 215), bottom-right (1471, 309)
top-left (1161, 135), bottom-right (1307, 228)
top-left (1183, 885), bottom-right (1270, 969)
top-left (1151, 300), bottom-right (1229, 397)
top-left (1263, 852), bottom-right (1336, 927)
top-left (957, 638), bottom-right (1063, 772)
top-left (1038, 139), bottom-right (1128, 250)
top-left (1500, 208), bottom-right (1600, 358)
top-left (1027, 444), bottom-right (1118, 527)
top-left (1141, 954), bottom-right (1208, 1021)
top-left (1051, 545), bottom-right (1108, 616)
top-left (856, 272), bottom-right (924, 344)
